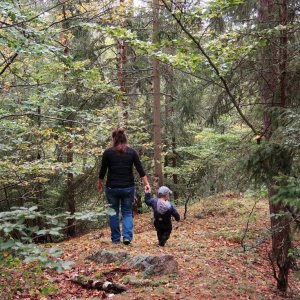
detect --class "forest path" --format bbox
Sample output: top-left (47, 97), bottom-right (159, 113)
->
top-left (3, 195), bottom-right (299, 299)
top-left (55, 194), bottom-right (299, 300)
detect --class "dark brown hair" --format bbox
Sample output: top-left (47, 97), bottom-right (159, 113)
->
top-left (112, 128), bottom-right (128, 153)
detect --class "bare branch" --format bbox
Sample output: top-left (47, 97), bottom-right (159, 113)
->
top-left (240, 198), bottom-right (259, 251)
top-left (0, 53), bottom-right (18, 77)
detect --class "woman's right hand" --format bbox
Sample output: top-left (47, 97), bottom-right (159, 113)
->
top-left (144, 183), bottom-right (151, 193)
top-left (141, 176), bottom-right (151, 193)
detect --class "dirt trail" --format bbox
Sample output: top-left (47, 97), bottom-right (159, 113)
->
top-left (3, 195), bottom-right (299, 299)
top-left (56, 195), bottom-right (299, 299)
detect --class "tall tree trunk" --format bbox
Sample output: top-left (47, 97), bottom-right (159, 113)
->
top-left (164, 66), bottom-right (178, 199)
top-left (35, 105), bottom-right (43, 201)
top-left (268, 180), bottom-right (292, 292)
top-left (61, 3), bottom-right (76, 236)
top-left (258, 0), bottom-right (291, 292)
top-left (279, 0), bottom-right (288, 108)
top-left (117, 0), bottom-right (129, 125)
top-left (152, 0), bottom-right (163, 189)
top-left (66, 136), bottom-right (76, 236)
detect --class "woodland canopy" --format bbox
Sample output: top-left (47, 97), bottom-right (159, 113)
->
top-left (0, 0), bottom-right (299, 298)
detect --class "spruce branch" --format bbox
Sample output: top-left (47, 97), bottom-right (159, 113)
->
top-left (161, 0), bottom-right (258, 135)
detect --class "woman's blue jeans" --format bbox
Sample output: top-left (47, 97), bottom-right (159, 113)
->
top-left (105, 186), bottom-right (135, 243)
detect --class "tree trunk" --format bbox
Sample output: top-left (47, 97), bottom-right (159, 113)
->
top-left (61, 3), bottom-right (76, 236)
top-left (268, 181), bottom-right (292, 292)
top-left (66, 137), bottom-right (76, 236)
top-left (258, 0), bottom-right (292, 292)
top-left (117, 0), bottom-right (128, 124)
top-left (164, 66), bottom-right (178, 199)
top-left (279, 0), bottom-right (288, 108)
top-left (152, 0), bottom-right (163, 188)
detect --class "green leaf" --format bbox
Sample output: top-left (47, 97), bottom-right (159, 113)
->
top-left (0, 239), bottom-right (15, 250)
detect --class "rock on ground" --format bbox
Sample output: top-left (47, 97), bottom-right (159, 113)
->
top-left (125, 254), bottom-right (178, 276)
top-left (87, 249), bottom-right (128, 264)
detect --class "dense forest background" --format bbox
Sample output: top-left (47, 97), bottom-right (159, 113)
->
top-left (0, 0), bottom-right (299, 297)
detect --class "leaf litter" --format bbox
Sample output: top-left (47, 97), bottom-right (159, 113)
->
top-left (1, 195), bottom-right (299, 299)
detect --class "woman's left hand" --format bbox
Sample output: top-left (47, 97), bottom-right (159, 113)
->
top-left (98, 180), bottom-right (104, 193)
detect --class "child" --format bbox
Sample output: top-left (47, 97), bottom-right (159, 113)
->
top-left (145, 186), bottom-right (180, 246)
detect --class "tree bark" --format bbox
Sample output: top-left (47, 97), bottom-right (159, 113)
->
top-left (164, 66), bottom-right (178, 199)
top-left (279, 0), bottom-right (288, 108)
top-left (66, 137), bottom-right (76, 236)
top-left (61, 3), bottom-right (76, 236)
top-left (268, 181), bottom-right (292, 292)
top-left (258, 0), bottom-right (292, 292)
top-left (117, 0), bottom-right (129, 123)
top-left (152, 0), bottom-right (163, 188)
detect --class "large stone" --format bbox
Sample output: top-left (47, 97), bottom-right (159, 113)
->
top-left (125, 254), bottom-right (178, 276)
top-left (87, 249), bottom-right (128, 264)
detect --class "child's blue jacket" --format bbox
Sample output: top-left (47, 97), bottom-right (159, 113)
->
top-left (144, 192), bottom-right (180, 224)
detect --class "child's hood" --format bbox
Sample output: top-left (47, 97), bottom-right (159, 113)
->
top-left (157, 198), bottom-right (171, 214)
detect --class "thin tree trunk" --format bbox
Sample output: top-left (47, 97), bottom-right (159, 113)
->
top-left (279, 0), bottom-right (288, 108)
top-left (165, 66), bottom-right (178, 199)
top-left (152, 0), bottom-right (163, 188)
top-left (4, 187), bottom-right (10, 210)
top-left (35, 105), bottom-right (42, 201)
top-left (66, 137), bottom-right (76, 236)
top-left (117, 0), bottom-right (129, 124)
top-left (61, 3), bottom-right (76, 236)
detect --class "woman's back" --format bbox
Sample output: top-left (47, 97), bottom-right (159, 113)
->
top-left (99, 147), bottom-right (145, 188)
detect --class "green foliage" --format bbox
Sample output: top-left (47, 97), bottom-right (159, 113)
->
top-left (246, 142), bottom-right (293, 183)
top-left (274, 109), bottom-right (300, 150)
top-left (0, 1), bottom-right (299, 292)
top-left (164, 126), bottom-right (251, 200)
top-left (272, 176), bottom-right (300, 211)
top-left (244, 186), bottom-right (268, 199)
top-left (0, 205), bottom-right (114, 271)
top-left (245, 108), bottom-right (299, 218)
top-left (0, 0), bottom-right (121, 237)
top-left (40, 284), bottom-right (60, 297)
top-left (205, 0), bottom-right (246, 17)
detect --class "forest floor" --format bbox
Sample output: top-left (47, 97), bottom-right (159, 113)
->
top-left (1, 194), bottom-right (300, 299)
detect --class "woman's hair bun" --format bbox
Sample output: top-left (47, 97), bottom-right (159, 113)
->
top-left (117, 127), bottom-right (125, 134)
top-left (112, 127), bottom-right (126, 138)
top-left (112, 128), bottom-right (127, 152)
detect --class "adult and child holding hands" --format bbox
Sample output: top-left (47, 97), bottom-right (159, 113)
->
top-left (97, 128), bottom-right (180, 247)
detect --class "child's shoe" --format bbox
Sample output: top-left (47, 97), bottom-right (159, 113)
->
top-left (159, 241), bottom-right (165, 247)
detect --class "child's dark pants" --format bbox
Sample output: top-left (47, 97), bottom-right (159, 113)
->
top-left (154, 220), bottom-right (172, 246)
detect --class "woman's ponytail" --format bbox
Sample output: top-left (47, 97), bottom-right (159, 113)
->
top-left (112, 128), bottom-right (128, 153)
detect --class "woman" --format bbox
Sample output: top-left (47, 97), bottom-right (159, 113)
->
top-left (98, 128), bottom-right (151, 245)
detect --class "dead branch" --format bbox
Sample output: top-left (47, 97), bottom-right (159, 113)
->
top-left (71, 274), bottom-right (127, 294)
top-left (240, 198), bottom-right (258, 251)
